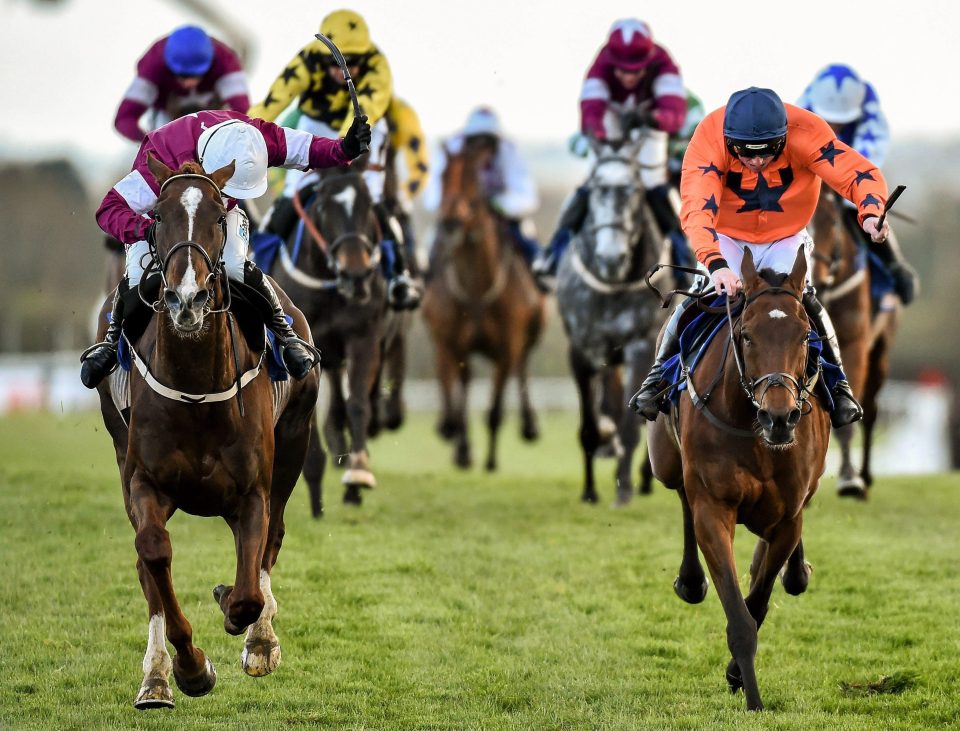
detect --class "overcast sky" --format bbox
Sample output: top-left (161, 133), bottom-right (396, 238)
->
top-left (3, 0), bottom-right (959, 160)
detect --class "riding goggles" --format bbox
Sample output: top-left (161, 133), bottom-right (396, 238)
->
top-left (725, 136), bottom-right (786, 159)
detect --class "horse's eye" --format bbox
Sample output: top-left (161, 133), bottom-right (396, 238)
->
top-left (153, 213), bottom-right (162, 223)
top-left (218, 215), bottom-right (226, 224)
top-left (742, 332), bottom-right (752, 345)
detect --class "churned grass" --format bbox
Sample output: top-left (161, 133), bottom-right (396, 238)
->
top-left (0, 409), bottom-right (957, 730)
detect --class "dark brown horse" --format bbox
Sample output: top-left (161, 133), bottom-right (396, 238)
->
top-left (94, 158), bottom-right (319, 709)
top-left (268, 168), bottom-right (402, 512)
top-left (648, 248), bottom-right (831, 711)
top-left (422, 138), bottom-right (546, 470)
top-left (811, 188), bottom-right (899, 498)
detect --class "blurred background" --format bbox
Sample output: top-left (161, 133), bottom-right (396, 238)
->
top-left (1, 0), bottom-right (957, 472)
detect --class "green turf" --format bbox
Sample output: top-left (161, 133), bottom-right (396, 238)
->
top-left (0, 410), bottom-right (957, 730)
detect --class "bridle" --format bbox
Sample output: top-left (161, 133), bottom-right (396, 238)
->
top-left (140, 172), bottom-right (230, 314)
top-left (292, 172), bottom-right (381, 282)
top-left (728, 288), bottom-right (818, 415)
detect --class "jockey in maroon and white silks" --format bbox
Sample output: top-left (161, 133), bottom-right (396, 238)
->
top-left (97, 110), bottom-right (349, 263)
top-left (114, 27), bottom-right (250, 143)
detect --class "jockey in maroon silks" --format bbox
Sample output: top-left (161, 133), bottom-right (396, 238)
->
top-left (114, 25), bottom-right (250, 143)
top-left (534, 18), bottom-right (688, 282)
top-left (81, 109), bottom-right (371, 388)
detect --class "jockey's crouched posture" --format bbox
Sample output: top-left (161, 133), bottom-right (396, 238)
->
top-left (630, 87), bottom-right (893, 428)
top-left (80, 108), bottom-right (371, 389)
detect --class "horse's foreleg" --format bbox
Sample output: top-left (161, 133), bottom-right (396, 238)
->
top-left (860, 336), bottom-right (889, 489)
top-left (485, 359), bottom-right (510, 472)
top-left (383, 326), bottom-right (407, 431)
top-left (834, 423), bottom-right (866, 498)
top-left (741, 519), bottom-right (804, 639)
top-left (614, 341), bottom-right (653, 506)
top-left (324, 368), bottom-right (349, 468)
top-left (570, 346), bottom-right (599, 503)
top-left (342, 334), bottom-right (381, 501)
top-left (133, 561), bottom-right (175, 709)
top-left (517, 353), bottom-right (540, 443)
top-left (303, 413), bottom-right (326, 518)
top-left (455, 358), bottom-right (473, 469)
top-left (692, 497), bottom-right (763, 711)
top-left (216, 491), bottom-right (268, 636)
top-left (781, 538), bottom-right (812, 596)
top-left (129, 478), bottom-right (215, 700)
top-left (434, 344), bottom-right (460, 442)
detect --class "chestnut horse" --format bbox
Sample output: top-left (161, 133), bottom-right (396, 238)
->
top-left (95, 158), bottom-right (319, 709)
top-left (648, 248), bottom-right (831, 711)
top-left (422, 138), bottom-right (546, 470)
top-left (811, 188), bottom-right (899, 498)
top-left (268, 168), bottom-right (403, 512)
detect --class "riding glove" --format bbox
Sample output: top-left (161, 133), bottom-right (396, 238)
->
top-left (342, 115), bottom-right (372, 159)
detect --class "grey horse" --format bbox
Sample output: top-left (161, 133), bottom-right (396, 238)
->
top-left (556, 138), bottom-right (671, 505)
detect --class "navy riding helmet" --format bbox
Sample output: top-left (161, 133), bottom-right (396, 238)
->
top-left (723, 87), bottom-right (787, 158)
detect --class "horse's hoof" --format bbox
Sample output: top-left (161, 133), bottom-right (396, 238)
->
top-left (173, 656), bottom-right (216, 697)
top-left (242, 638), bottom-right (282, 677)
top-left (837, 477), bottom-right (868, 500)
top-left (581, 491), bottom-right (599, 504)
top-left (454, 446), bottom-right (472, 469)
top-left (485, 459), bottom-right (497, 472)
top-left (437, 419), bottom-right (458, 441)
top-left (134, 677), bottom-right (174, 710)
top-left (521, 417), bottom-right (540, 442)
top-left (342, 468), bottom-right (376, 489)
top-left (726, 661), bottom-right (743, 693)
top-left (781, 560), bottom-right (812, 596)
top-left (673, 575), bottom-right (708, 604)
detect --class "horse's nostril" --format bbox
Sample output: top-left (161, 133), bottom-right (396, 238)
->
top-left (757, 409), bottom-right (774, 430)
top-left (163, 289), bottom-right (181, 311)
top-left (787, 408), bottom-right (802, 427)
top-left (193, 289), bottom-right (210, 309)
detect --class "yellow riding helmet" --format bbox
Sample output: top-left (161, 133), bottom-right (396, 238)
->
top-left (318, 10), bottom-right (372, 56)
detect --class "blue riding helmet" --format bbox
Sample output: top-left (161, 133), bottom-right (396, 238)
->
top-left (723, 87), bottom-right (787, 157)
top-left (164, 25), bottom-right (214, 77)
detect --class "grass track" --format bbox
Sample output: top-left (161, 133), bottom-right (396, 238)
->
top-left (0, 410), bottom-right (958, 730)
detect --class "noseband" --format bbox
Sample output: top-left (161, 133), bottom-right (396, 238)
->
top-left (141, 173), bottom-right (229, 314)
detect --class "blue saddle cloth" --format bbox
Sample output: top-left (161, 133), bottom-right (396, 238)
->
top-left (112, 310), bottom-right (290, 383)
top-left (659, 295), bottom-right (844, 414)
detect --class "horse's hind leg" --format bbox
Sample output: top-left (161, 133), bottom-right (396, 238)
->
top-left (129, 478), bottom-right (216, 700)
top-left (517, 355), bottom-right (540, 442)
top-left (692, 497), bottom-right (763, 710)
top-left (383, 326), bottom-right (407, 431)
top-left (834, 423), bottom-right (866, 499)
top-left (860, 337), bottom-right (889, 490)
top-left (303, 413), bottom-right (326, 518)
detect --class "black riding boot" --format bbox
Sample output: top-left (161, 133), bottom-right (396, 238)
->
top-left (628, 297), bottom-right (694, 420)
top-left (645, 184), bottom-right (680, 240)
top-left (80, 281), bottom-right (127, 389)
top-left (803, 287), bottom-right (863, 427)
top-left (243, 261), bottom-right (318, 380)
top-left (264, 195), bottom-right (298, 240)
top-left (532, 186), bottom-right (590, 281)
top-left (872, 232), bottom-right (919, 305)
top-left (375, 203), bottom-right (421, 310)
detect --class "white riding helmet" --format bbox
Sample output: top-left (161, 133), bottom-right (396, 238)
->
top-left (807, 64), bottom-right (867, 125)
top-left (462, 107), bottom-right (502, 138)
top-left (196, 119), bottom-right (269, 199)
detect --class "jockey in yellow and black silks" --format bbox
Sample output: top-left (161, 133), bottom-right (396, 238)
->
top-left (250, 9), bottom-right (419, 310)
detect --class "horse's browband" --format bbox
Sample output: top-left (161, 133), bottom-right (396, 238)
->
top-left (744, 286), bottom-right (801, 306)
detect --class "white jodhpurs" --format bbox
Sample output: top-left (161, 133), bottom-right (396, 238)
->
top-left (715, 230), bottom-right (814, 284)
top-left (125, 206), bottom-right (250, 286)
top-left (282, 115), bottom-right (388, 202)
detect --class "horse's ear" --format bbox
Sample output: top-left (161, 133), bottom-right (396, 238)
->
top-left (787, 244), bottom-right (808, 293)
top-left (147, 153), bottom-right (174, 186)
top-left (740, 247), bottom-right (760, 291)
top-left (209, 160), bottom-right (236, 191)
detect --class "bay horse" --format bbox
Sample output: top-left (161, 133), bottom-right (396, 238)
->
top-left (422, 137), bottom-right (546, 470)
top-left (268, 168), bottom-right (403, 512)
top-left (648, 247), bottom-right (830, 711)
top-left (811, 188), bottom-right (899, 498)
top-left (556, 138), bottom-right (669, 505)
top-left (94, 157), bottom-right (319, 709)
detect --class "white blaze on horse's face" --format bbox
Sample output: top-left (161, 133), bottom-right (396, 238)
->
top-left (177, 186), bottom-right (204, 303)
top-left (333, 186), bottom-right (356, 217)
top-left (590, 158), bottom-right (636, 280)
